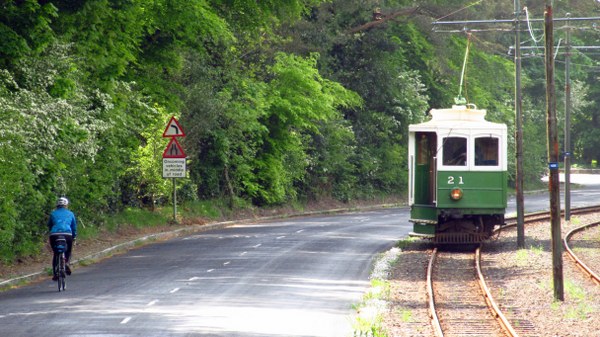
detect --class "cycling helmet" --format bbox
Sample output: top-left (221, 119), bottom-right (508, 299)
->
top-left (56, 197), bottom-right (69, 207)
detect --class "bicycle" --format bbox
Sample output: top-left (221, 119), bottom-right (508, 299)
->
top-left (52, 235), bottom-right (68, 292)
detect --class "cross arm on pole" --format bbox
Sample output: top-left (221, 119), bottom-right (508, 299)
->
top-left (432, 15), bottom-right (600, 32)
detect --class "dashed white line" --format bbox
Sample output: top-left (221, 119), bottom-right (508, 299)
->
top-left (147, 300), bottom-right (159, 307)
top-left (223, 261), bottom-right (231, 265)
top-left (253, 244), bottom-right (262, 248)
top-left (188, 276), bottom-right (200, 281)
top-left (240, 251), bottom-right (247, 256)
top-left (170, 288), bottom-right (180, 294)
top-left (207, 269), bottom-right (214, 273)
top-left (121, 317), bottom-right (132, 324)
top-left (276, 236), bottom-right (286, 239)
top-left (296, 229), bottom-right (304, 233)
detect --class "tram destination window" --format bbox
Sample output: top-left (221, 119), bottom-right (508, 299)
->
top-left (475, 137), bottom-right (499, 166)
top-left (442, 137), bottom-right (467, 166)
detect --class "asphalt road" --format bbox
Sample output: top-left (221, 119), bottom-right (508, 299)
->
top-left (508, 174), bottom-right (600, 214)
top-left (1, 174), bottom-right (599, 337)
top-left (0, 208), bottom-right (411, 337)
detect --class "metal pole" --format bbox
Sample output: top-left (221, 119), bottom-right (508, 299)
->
top-left (515, 0), bottom-right (525, 249)
top-left (172, 178), bottom-right (178, 224)
top-left (564, 14), bottom-right (572, 221)
top-left (433, 15), bottom-right (600, 26)
top-left (544, 2), bottom-right (564, 301)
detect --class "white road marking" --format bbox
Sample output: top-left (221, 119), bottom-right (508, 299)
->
top-left (223, 261), bottom-right (231, 265)
top-left (120, 317), bottom-right (132, 324)
top-left (296, 229), bottom-right (304, 233)
top-left (253, 244), bottom-right (262, 248)
top-left (188, 277), bottom-right (200, 281)
top-left (277, 236), bottom-right (285, 239)
top-left (240, 251), bottom-right (247, 256)
top-left (170, 288), bottom-right (180, 294)
top-left (147, 300), bottom-right (159, 307)
top-left (207, 269), bottom-right (214, 273)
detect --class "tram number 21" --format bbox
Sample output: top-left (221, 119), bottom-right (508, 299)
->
top-left (447, 176), bottom-right (464, 185)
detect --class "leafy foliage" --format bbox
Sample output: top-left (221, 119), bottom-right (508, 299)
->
top-left (2, 0), bottom-right (598, 262)
top-left (0, 0), bottom-right (57, 68)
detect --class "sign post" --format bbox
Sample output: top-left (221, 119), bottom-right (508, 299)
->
top-left (162, 116), bottom-right (186, 223)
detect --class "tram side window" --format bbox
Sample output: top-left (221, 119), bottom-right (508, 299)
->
top-left (475, 137), bottom-right (499, 166)
top-left (442, 137), bottom-right (467, 166)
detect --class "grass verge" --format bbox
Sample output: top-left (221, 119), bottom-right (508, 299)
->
top-left (351, 246), bottom-right (403, 337)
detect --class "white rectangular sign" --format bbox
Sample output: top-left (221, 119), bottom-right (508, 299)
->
top-left (163, 158), bottom-right (186, 178)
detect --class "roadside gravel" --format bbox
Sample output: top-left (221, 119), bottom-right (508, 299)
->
top-left (382, 241), bottom-right (433, 337)
top-left (384, 213), bottom-right (600, 337)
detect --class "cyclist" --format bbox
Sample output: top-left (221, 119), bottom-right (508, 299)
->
top-left (48, 197), bottom-right (77, 281)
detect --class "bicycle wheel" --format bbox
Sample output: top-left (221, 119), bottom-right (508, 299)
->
top-left (58, 253), bottom-right (66, 292)
top-left (53, 253), bottom-right (59, 285)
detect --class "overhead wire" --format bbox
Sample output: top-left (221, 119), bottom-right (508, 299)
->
top-left (555, 38), bottom-right (563, 60)
top-left (469, 33), bottom-right (514, 58)
top-left (524, 7), bottom-right (544, 47)
top-left (435, 0), bottom-right (485, 22)
top-left (555, 58), bottom-right (600, 71)
top-left (433, 3), bottom-right (600, 85)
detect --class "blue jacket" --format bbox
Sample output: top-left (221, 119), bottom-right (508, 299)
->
top-left (48, 207), bottom-right (77, 238)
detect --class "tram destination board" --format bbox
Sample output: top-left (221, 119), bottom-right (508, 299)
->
top-left (163, 158), bottom-right (186, 178)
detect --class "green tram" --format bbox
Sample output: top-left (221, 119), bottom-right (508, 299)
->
top-left (408, 104), bottom-right (508, 244)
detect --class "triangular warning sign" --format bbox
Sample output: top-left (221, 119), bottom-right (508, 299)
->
top-left (162, 116), bottom-right (186, 137)
top-left (162, 138), bottom-right (186, 158)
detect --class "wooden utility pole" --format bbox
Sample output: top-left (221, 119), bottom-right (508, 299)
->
top-left (432, 1), bottom-right (600, 302)
top-left (544, 1), bottom-right (564, 302)
top-left (514, 0), bottom-right (525, 249)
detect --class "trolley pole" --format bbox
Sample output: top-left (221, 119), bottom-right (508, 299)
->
top-left (544, 1), bottom-right (564, 302)
top-left (514, 0), bottom-right (525, 249)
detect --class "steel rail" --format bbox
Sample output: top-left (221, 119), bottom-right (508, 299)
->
top-left (499, 205), bottom-right (600, 239)
top-left (428, 247), bottom-right (514, 337)
top-left (476, 246), bottom-right (520, 337)
top-left (426, 248), bottom-right (444, 337)
top-left (504, 205), bottom-right (600, 227)
top-left (427, 205), bottom-right (600, 336)
top-left (564, 222), bottom-right (600, 286)
top-left (471, 204), bottom-right (600, 336)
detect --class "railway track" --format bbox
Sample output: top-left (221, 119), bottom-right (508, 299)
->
top-left (564, 221), bottom-right (600, 285)
top-left (427, 247), bottom-right (514, 337)
top-left (504, 205), bottom-right (600, 286)
top-left (504, 205), bottom-right (600, 227)
top-left (422, 205), bottom-right (600, 337)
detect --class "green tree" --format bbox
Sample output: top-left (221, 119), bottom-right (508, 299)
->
top-left (572, 78), bottom-right (600, 164)
top-left (0, 0), bottom-right (57, 68)
top-left (184, 52), bottom-right (360, 205)
top-left (249, 53), bottom-right (361, 204)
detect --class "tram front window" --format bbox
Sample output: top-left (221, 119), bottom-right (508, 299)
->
top-left (443, 137), bottom-right (467, 166)
top-left (475, 137), bottom-right (499, 166)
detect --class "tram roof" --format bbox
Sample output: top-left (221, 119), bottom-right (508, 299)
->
top-left (409, 105), bottom-right (506, 132)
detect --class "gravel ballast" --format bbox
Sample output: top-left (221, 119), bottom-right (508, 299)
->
top-left (384, 213), bottom-right (600, 337)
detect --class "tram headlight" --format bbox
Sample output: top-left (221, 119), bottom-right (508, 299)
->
top-left (450, 188), bottom-right (463, 200)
